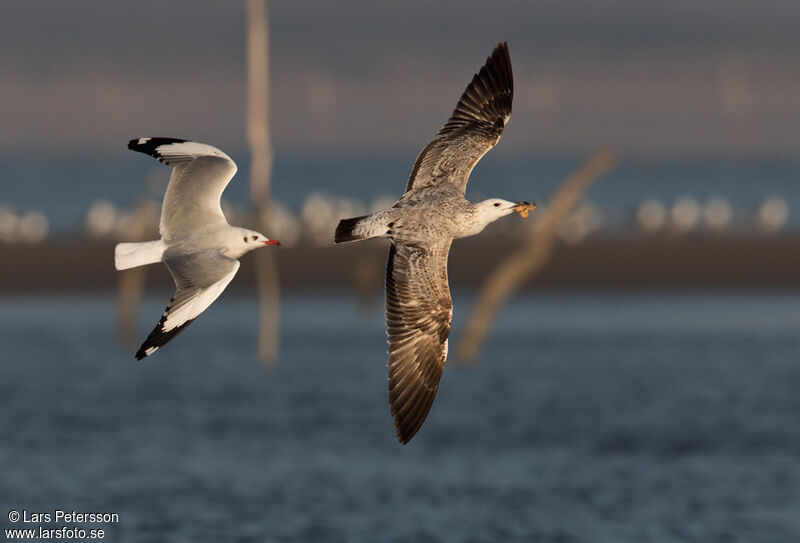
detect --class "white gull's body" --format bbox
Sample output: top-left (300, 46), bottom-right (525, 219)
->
top-left (115, 138), bottom-right (279, 360)
top-left (334, 43), bottom-right (535, 444)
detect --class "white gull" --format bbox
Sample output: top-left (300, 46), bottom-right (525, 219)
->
top-left (115, 138), bottom-right (280, 360)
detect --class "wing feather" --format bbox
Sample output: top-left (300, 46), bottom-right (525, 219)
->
top-left (385, 242), bottom-right (453, 443)
top-left (135, 252), bottom-right (240, 359)
top-left (128, 138), bottom-right (238, 239)
top-left (405, 42), bottom-right (513, 194)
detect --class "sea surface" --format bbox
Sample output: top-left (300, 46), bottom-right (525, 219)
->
top-left (1, 291), bottom-right (800, 542)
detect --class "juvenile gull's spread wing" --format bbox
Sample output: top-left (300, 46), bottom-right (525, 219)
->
top-left (128, 138), bottom-right (238, 239)
top-left (385, 241), bottom-right (453, 443)
top-left (405, 42), bottom-right (513, 195)
top-left (136, 251), bottom-right (240, 359)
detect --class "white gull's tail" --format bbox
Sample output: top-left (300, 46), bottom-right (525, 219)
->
top-left (114, 240), bottom-right (166, 270)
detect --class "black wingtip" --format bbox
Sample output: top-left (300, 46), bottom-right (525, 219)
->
top-left (392, 406), bottom-right (430, 445)
top-left (392, 394), bottom-right (436, 445)
top-left (395, 423), bottom-right (416, 445)
top-left (490, 41), bottom-right (513, 93)
top-left (127, 137), bottom-right (188, 159)
top-left (438, 41), bottom-right (513, 137)
top-left (493, 41), bottom-right (510, 60)
top-left (135, 313), bottom-right (196, 360)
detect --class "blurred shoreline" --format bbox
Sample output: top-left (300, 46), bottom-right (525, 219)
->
top-left (3, 234), bottom-right (800, 294)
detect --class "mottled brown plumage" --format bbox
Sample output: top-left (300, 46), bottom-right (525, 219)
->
top-left (334, 42), bottom-right (528, 444)
top-left (385, 242), bottom-right (453, 443)
top-left (405, 42), bottom-right (513, 194)
top-left (387, 42), bottom-right (514, 443)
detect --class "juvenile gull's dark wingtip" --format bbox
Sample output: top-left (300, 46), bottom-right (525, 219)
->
top-left (437, 41), bottom-right (513, 137)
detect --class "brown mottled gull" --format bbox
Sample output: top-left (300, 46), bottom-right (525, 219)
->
top-left (334, 43), bottom-right (536, 443)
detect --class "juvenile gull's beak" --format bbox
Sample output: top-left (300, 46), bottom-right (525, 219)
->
top-left (264, 239), bottom-right (281, 246)
top-left (512, 201), bottom-right (537, 219)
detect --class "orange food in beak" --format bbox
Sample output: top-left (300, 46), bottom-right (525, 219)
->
top-left (513, 202), bottom-right (537, 219)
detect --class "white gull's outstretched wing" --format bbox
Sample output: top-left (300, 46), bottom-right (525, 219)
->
top-left (128, 138), bottom-right (238, 239)
top-left (404, 42), bottom-right (513, 195)
top-left (385, 241), bottom-right (453, 443)
top-left (136, 250), bottom-right (240, 360)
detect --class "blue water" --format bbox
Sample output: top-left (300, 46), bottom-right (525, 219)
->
top-left (2, 291), bottom-right (800, 541)
top-left (1, 151), bottom-right (799, 233)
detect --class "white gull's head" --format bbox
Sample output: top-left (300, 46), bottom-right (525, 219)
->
top-left (225, 229), bottom-right (280, 258)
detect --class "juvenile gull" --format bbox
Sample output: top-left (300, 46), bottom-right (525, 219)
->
top-left (115, 138), bottom-right (280, 360)
top-left (334, 43), bottom-right (536, 444)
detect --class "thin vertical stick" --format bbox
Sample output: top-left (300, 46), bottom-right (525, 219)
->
top-left (117, 267), bottom-right (147, 348)
top-left (246, 0), bottom-right (279, 363)
top-left (116, 203), bottom-right (156, 350)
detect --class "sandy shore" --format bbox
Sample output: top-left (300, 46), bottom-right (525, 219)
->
top-left (1, 233), bottom-right (799, 293)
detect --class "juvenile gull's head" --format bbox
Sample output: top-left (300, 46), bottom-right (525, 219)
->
top-left (457, 199), bottom-right (536, 238)
top-left (476, 198), bottom-right (536, 222)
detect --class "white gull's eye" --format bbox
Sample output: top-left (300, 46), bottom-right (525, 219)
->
top-left (493, 202), bottom-right (500, 207)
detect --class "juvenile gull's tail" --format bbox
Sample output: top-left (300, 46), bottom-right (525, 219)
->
top-left (334, 215), bottom-right (372, 243)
